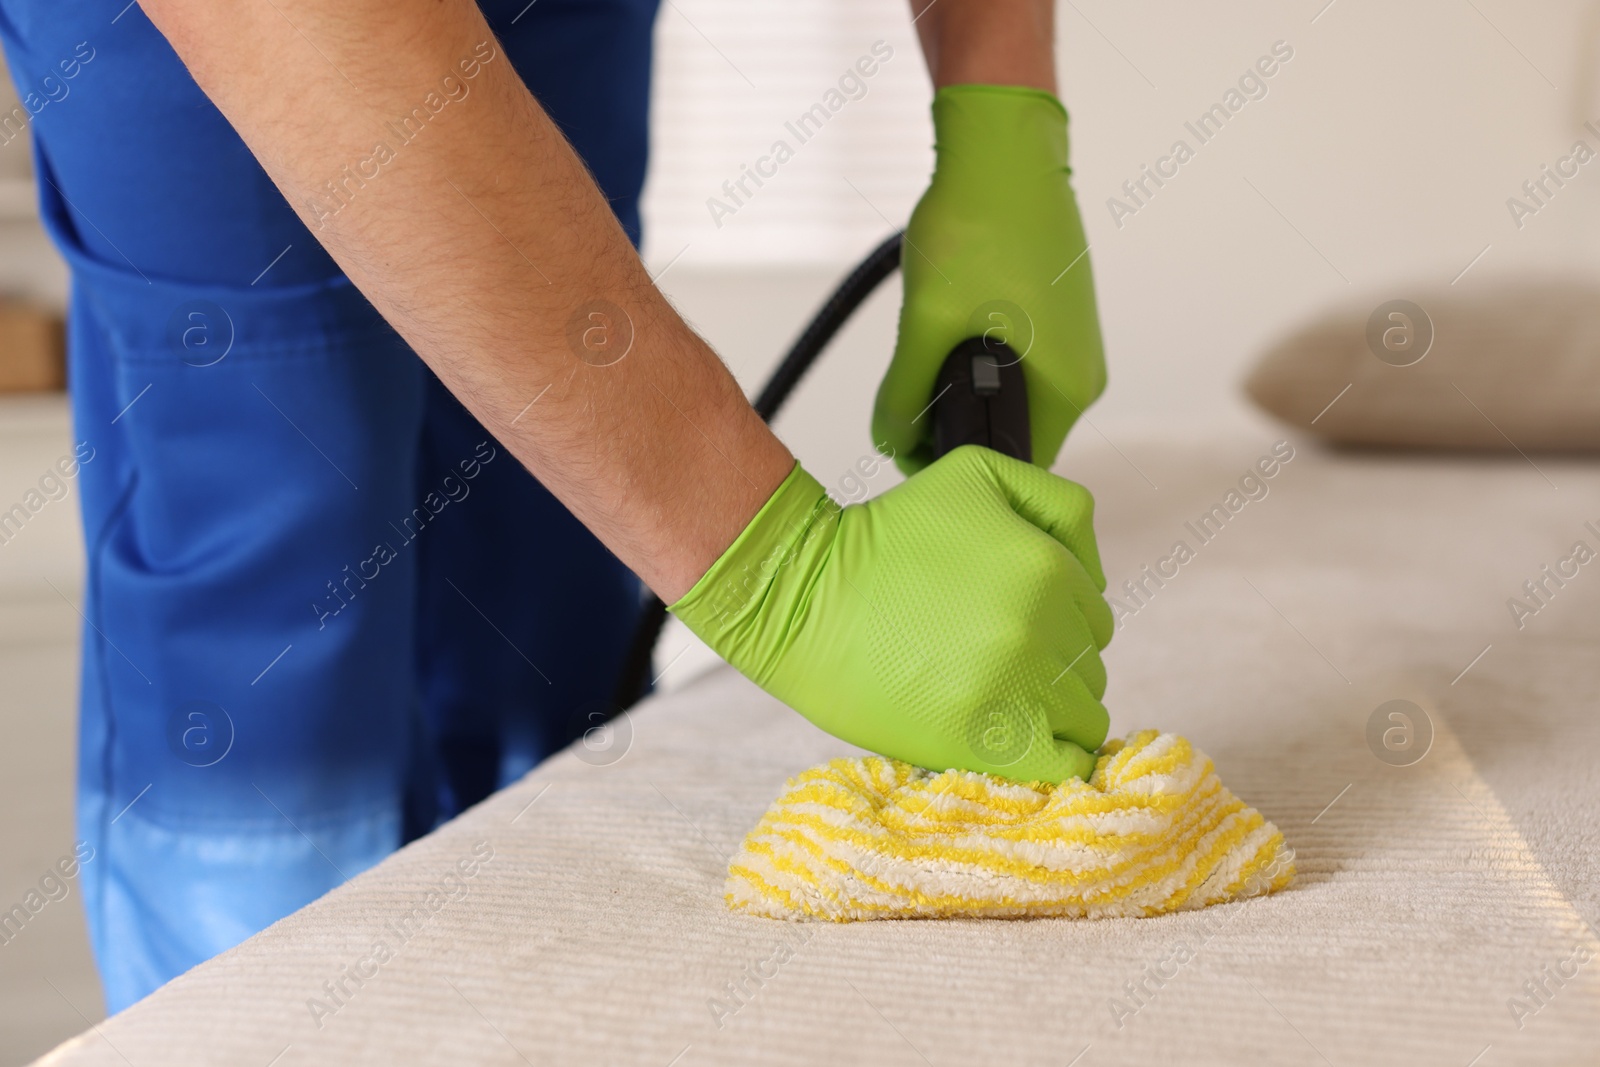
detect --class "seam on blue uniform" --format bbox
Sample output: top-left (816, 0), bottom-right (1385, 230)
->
top-left (89, 465), bottom-right (139, 946)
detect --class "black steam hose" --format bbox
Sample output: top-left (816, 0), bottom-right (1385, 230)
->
top-left (610, 231), bottom-right (905, 710)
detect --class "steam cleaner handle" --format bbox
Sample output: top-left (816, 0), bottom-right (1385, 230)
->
top-left (929, 338), bottom-right (1031, 463)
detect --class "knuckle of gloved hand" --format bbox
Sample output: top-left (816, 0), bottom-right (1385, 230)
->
top-left (944, 441), bottom-right (986, 466)
top-left (1056, 481), bottom-right (1095, 523)
top-left (973, 614), bottom-right (1035, 663)
top-left (1017, 539), bottom-right (1073, 588)
top-left (1086, 595), bottom-right (1115, 642)
top-left (1074, 654), bottom-right (1108, 701)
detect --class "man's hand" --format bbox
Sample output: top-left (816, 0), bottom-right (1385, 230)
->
top-left (875, 85), bottom-right (1106, 474)
top-left (672, 446), bottom-right (1113, 784)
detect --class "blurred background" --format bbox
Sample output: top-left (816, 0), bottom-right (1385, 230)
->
top-left (4, 0), bottom-right (1600, 1059)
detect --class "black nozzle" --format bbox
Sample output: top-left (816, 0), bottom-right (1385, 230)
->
top-left (930, 337), bottom-right (1031, 462)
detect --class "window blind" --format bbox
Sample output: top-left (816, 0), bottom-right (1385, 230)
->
top-left (641, 0), bottom-right (934, 266)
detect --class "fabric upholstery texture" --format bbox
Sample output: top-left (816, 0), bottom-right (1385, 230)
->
top-left (1244, 280), bottom-right (1600, 449)
top-left (34, 433), bottom-right (1600, 1066)
top-left (726, 732), bottom-right (1293, 921)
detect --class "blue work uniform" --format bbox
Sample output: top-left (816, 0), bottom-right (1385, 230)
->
top-left (0, 0), bottom-right (658, 1011)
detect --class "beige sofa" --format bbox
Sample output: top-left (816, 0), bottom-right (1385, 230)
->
top-left (35, 432), bottom-right (1600, 1065)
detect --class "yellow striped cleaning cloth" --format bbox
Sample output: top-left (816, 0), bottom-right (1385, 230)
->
top-left (727, 730), bottom-right (1294, 921)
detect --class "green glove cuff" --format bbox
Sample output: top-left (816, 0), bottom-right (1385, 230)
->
top-left (931, 84), bottom-right (1071, 178)
top-left (670, 462), bottom-right (835, 680)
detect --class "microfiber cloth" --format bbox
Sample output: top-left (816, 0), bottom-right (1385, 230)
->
top-left (727, 730), bottom-right (1294, 921)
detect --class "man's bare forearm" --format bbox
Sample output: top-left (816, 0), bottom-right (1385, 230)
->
top-left (911, 0), bottom-right (1056, 92)
top-left (140, 0), bottom-right (792, 602)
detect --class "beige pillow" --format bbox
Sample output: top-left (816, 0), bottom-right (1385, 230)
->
top-left (1244, 280), bottom-right (1600, 450)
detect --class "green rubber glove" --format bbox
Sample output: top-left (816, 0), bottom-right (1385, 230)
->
top-left (875, 84), bottom-right (1106, 475)
top-left (671, 445), bottom-right (1113, 784)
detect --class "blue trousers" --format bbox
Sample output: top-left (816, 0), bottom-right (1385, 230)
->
top-left (0, 0), bottom-right (658, 1011)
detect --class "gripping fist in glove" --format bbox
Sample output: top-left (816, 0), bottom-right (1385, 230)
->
top-left (671, 445), bottom-right (1113, 784)
top-left (875, 84), bottom-right (1106, 475)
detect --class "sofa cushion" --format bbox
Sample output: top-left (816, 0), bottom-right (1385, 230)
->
top-left (1245, 280), bottom-right (1600, 449)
